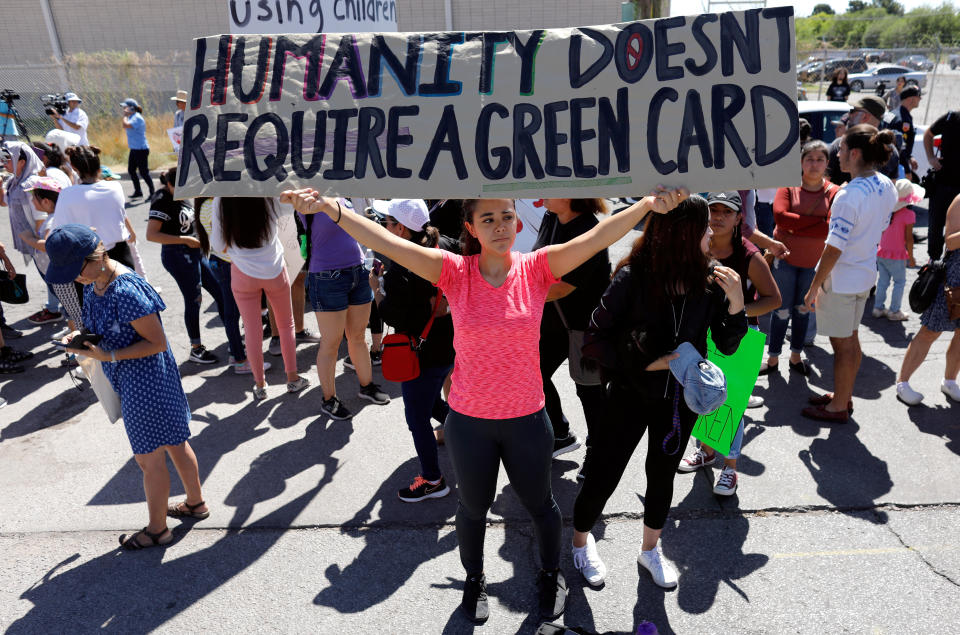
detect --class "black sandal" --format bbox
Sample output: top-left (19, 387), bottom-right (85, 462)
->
top-left (789, 360), bottom-right (810, 376)
top-left (758, 362), bottom-right (778, 376)
top-left (167, 500), bottom-right (210, 519)
top-left (0, 358), bottom-right (24, 374)
top-left (1, 346), bottom-right (33, 363)
top-left (119, 526), bottom-right (171, 550)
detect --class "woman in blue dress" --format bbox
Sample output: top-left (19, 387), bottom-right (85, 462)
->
top-left (45, 224), bottom-right (209, 550)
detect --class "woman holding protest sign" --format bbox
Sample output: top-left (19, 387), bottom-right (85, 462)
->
top-left (571, 195), bottom-right (747, 590)
top-left (299, 198), bottom-right (390, 421)
top-left (531, 198), bottom-right (611, 475)
top-left (45, 224), bottom-right (209, 550)
top-left (677, 191), bottom-right (780, 497)
top-left (281, 185), bottom-right (688, 624)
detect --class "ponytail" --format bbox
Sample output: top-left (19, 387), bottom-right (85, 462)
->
top-left (409, 224), bottom-right (440, 248)
top-left (844, 124), bottom-right (894, 167)
top-left (65, 145), bottom-right (101, 179)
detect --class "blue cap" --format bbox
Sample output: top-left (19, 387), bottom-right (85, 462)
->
top-left (120, 98), bottom-right (139, 109)
top-left (669, 342), bottom-right (727, 414)
top-left (45, 224), bottom-right (101, 284)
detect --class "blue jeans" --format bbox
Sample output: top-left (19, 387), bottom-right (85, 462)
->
top-left (876, 257), bottom-right (907, 313)
top-left (768, 259), bottom-right (816, 357)
top-left (160, 244), bottom-right (224, 346)
top-left (306, 264), bottom-right (373, 312)
top-left (401, 364), bottom-right (453, 482)
top-left (755, 201), bottom-right (775, 237)
top-left (207, 255), bottom-right (245, 362)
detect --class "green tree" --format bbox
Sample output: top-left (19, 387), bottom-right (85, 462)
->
top-left (873, 0), bottom-right (905, 16)
top-left (848, 0), bottom-right (869, 12)
top-left (812, 3), bottom-right (835, 15)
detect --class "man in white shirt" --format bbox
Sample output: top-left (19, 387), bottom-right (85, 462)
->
top-left (802, 135), bottom-right (898, 422)
top-left (49, 92), bottom-right (89, 146)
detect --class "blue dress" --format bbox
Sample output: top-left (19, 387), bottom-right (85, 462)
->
top-left (921, 250), bottom-right (960, 333)
top-left (82, 273), bottom-right (191, 454)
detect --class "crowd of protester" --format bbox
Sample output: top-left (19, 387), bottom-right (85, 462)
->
top-left (2, 86), bottom-right (960, 625)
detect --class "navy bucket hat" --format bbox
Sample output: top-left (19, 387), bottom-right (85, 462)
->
top-left (45, 224), bottom-right (101, 284)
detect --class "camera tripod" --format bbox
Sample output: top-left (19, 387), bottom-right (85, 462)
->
top-left (0, 91), bottom-right (33, 145)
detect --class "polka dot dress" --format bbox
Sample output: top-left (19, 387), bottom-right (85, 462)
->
top-left (83, 273), bottom-right (192, 455)
top-left (921, 250), bottom-right (960, 332)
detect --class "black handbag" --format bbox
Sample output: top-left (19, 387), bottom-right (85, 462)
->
top-left (909, 260), bottom-right (946, 314)
top-left (0, 268), bottom-right (28, 305)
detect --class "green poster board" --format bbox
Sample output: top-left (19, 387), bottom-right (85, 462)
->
top-left (691, 328), bottom-right (766, 455)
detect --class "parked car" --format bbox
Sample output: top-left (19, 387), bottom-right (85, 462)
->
top-left (847, 66), bottom-right (926, 92)
top-left (949, 54), bottom-right (960, 70)
top-left (799, 57), bottom-right (868, 83)
top-left (896, 55), bottom-right (936, 72)
top-left (862, 49), bottom-right (893, 63)
top-left (797, 100), bottom-right (932, 178)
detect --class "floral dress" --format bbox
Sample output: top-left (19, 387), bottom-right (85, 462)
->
top-left (921, 250), bottom-right (960, 332)
top-left (82, 273), bottom-right (191, 454)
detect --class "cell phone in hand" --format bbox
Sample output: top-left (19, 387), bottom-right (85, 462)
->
top-left (372, 259), bottom-right (384, 276)
top-left (65, 332), bottom-right (103, 350)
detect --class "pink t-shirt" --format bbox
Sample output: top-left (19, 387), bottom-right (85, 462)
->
top-left (436, 249), bottom-right (561, 419)
top-left (877, 207), bottom-right (916, 260)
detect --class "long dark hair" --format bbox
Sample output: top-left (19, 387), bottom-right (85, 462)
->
top-left (194, 196), bottom-right (211, 256)
top-left (617, 195), bottom-right (712, 303)
top-left (405, 223), bottom-right (440, 248)
top-left (569, 198), bottom-right (609, 216)
top-left (33, 142), bottom-right (65, 168)
top-left (218, 197), bottom-right (276, 249)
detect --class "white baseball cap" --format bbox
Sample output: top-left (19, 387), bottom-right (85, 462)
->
top-left (372, 199), bottom-right (430, 231)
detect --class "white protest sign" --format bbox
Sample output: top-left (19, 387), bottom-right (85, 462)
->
top-left (228, 0), bottom-right (397, 34)
top-left (179, 9), bottom-right (799, 200)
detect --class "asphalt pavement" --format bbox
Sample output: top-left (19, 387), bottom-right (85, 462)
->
top-left (1, 184), bottom-right (958, 634)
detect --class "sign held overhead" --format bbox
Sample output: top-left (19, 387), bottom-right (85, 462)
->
top-left (180, 8), bottom-right (799, 199)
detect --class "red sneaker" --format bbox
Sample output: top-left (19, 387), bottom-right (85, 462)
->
top-left (27, 309), bottom-right (64, 325)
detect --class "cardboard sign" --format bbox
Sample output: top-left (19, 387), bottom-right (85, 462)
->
top-left (691, 328), bottom-right (765, 456)
top-left (227, 0), bottom-right (397, 34)
top-left (179, 8), bottom-right (799, 199)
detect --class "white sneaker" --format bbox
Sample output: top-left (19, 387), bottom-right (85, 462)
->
top-left (896, 381), bottom-right (924, 406)
top-left (252, 384), bottom-right (268, 401)
top-left (746, 394), bottom-right (764, 409)
top-left (886, 310), bottom-right (908, 321)
top-left (942, 380), bottom-right (960, 402)
top-left (713, 466), bottom-right (738, 496)
top-left (234, 359), bottom-right (271, 374)
top-left (53, 326), bottom-right (71, 340)
top-left (572, 534), bottom-right (607, 587)
top-left (871, 307), bottom-right (887, 318)
top-left (677, 448), bottom-right (717, 473)
top-left (637, 545), bottom-right (678, 589)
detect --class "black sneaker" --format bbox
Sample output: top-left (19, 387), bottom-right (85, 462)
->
top-left (537, 569), bottom-right (567, 620)
top-left (552, 434), bottom-right (581, 458)
top-left (188, 345), bottom-right (218, 364)
top-left (461, 574), bottom-right (489, 623)
top-left (0, 323), bottom-right (23, 339)
top-left (268, 336), bottom-right (282, 356)
top-left (358, 382), bottom-right (390, 405)
top-left (1, 346), bottom-right (34, 363)
top-left (321, 396), bottom-right (353, 420)
top-left (370, 349), bottom-right (382, 366)
top-left (398, 475), bottom-right (450, 502)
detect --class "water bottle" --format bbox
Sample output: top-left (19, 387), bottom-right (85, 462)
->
top-left (364, 248), bottom-right (374, 270)
top-left (636, 622), bottom-right (659, 635)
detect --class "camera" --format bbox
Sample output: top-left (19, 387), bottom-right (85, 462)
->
top-left (0, 89), bottom-right (20, 104)
top-left (42, 93), bottom-right (68, 116)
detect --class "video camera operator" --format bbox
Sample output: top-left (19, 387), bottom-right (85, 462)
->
top-left (48, 92), bottom-right (89, 146)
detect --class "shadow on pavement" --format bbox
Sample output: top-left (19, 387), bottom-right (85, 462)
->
top-left (908, 402), bottom-right (960, 458)
top-left (798, 422), bottom-right (893, 523)
top-left (7, 486), bottom-right (324, 634)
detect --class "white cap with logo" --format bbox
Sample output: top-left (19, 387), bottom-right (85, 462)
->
top-left (372, 199), bottom-right (430, 231)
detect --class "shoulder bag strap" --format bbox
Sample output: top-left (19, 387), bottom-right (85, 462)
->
top-left (417, 288), bottom-right (444, 346)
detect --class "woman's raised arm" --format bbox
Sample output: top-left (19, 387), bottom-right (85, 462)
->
top-left (545, 187), bottom-right (688, 279)
top-left (281, 189), bottom-right (444, 284)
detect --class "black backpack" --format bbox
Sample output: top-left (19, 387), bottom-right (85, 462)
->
top-left (909, 260), bottom-right (947, 313)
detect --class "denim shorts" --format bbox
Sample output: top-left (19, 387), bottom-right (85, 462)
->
top-left (306, 264), bottom-right (373, 312)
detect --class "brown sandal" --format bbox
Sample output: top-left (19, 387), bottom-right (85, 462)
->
top-left (167, 500), bottom-right (210, 519)
top-left (119, 526), bottom-right (172, 550)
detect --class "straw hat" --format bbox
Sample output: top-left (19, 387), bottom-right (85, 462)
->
top-left (171, 90), bottom-right (187, 103)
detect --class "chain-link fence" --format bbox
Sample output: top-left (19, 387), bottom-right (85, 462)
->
top-left (796, 45), bottom-right (960, 126)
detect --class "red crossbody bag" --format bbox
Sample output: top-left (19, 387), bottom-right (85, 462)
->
top-left (381, 288), bottom-right (443, 382)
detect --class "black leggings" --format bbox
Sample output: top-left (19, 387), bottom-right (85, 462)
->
top-left (128, 148), bottom-right (153, 197)
top-left (573, 380), bottom-right (697, 532)
top-left (368, 299), bottom-right (383, 336)
top-left (444, 408), bottom-right (562, 576)
top-left (539, 316), bottom-right (605, 441)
